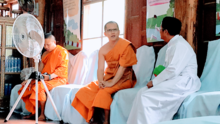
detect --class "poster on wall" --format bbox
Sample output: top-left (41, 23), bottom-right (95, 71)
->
top-left (63, 0), bottom-right (81, 50)
top-left (146, 0), bottom-right (175, 43)
top-left (216, 0), bottom-right (220, 36)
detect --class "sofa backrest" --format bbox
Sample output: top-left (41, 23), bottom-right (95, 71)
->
top-left (200, 39), bottom-right (220, 91)
top-left (68, 44), bottom-right (168, 86)
top-left (83, 50), bottom-right (99, 85)
top-left (133, 45), bottom-right (155, 88)
top-left (68, 51), bottom-right (88, 84)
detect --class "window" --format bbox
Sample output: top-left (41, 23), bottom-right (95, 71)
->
top-left (12, 3), bottom-right (19, 18)
top-left (83, 0), bottom-right (125, 56)
top-left (12, 3), bottom-right (19, 10)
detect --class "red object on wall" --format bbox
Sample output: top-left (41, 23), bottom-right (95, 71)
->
top-left (217, 12), bottom-right (220, 20)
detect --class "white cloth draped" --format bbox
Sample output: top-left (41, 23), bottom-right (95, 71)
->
top-left (83, 50), bottom-right (99, 85)
top-left (60, 50), bottom-right (99, 123)
top-left (61, 86), bottom-right (87, 124)
top-left (44, 84), bottom-right (84, 120)
top-left (68, 51), bottom-right (88, 85)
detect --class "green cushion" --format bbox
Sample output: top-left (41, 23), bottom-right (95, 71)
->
top-left (153, 65), bottom-right (165, 75)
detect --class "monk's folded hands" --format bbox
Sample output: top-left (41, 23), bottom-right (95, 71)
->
top-left (98, 81), bottom-right (105, 89)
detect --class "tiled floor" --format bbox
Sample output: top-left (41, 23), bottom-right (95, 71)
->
top-left (1, 120), bottom-right (60, 124)
top-left (0, 111), bottom-right (62, 124)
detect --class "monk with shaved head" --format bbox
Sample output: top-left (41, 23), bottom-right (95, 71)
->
top-left (18, 33), bottom-right (69, 121)
top-left (72, 21), bottom-right (137, 124)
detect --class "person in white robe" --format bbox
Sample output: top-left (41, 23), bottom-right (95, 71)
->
top-left (127, 17), bottom-right (201, 124)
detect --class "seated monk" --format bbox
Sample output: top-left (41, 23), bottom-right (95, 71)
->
top-left (71, 21), bottom-right (137, 124)
top-left (18, 33), bottom-right (69, 121)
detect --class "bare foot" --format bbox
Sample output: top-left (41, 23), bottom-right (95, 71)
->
top-left (38, 115), bottom-right (46, 121)
top-left (23, 114), bottom-right (35, 119)
top-left (89, 119), bottom-right (99, 124)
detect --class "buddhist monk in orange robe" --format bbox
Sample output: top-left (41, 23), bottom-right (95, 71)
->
top-left (71, 21), bottom-right (137, 124)
top-left (18, 34), bottom-right (68, 121)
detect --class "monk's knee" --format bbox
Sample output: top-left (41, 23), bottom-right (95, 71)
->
top-left (96, 89), bottom-right (112, 99)
top-left (98, 88), bottom-right (111, 95)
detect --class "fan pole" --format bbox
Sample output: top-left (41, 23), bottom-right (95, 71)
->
top-left (34, 56), bottom-right (39, 124)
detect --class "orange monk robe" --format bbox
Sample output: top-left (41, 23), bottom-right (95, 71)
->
top-left (18, 45), bottom-right (69, 114)
top-left (71, 38), bottom-right (137, 122)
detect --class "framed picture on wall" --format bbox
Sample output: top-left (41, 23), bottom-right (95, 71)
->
top-left (63, 0), bottom-right (82, 50)
top-left (146, 0), bottom-right (175, 43)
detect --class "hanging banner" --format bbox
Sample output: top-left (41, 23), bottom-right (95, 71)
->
top-left (146, 0), bottom-right (175, 43)
top-left (216, 0), bottom-right (220, 36)
top-left (63, 0), bottom-right (81, 50)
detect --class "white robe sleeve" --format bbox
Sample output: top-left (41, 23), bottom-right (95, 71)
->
top-left (152, 42), bottom-right (193, 86)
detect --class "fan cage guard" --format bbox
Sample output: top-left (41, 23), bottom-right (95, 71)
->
top-left (12, 13), bottom-right (45, 58)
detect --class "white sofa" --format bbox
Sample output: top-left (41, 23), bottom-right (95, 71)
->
top-left (10, 46), bottom-right (158, 124)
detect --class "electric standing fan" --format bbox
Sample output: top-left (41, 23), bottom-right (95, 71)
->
top-left (4, 13), bottom-right (61, 124)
